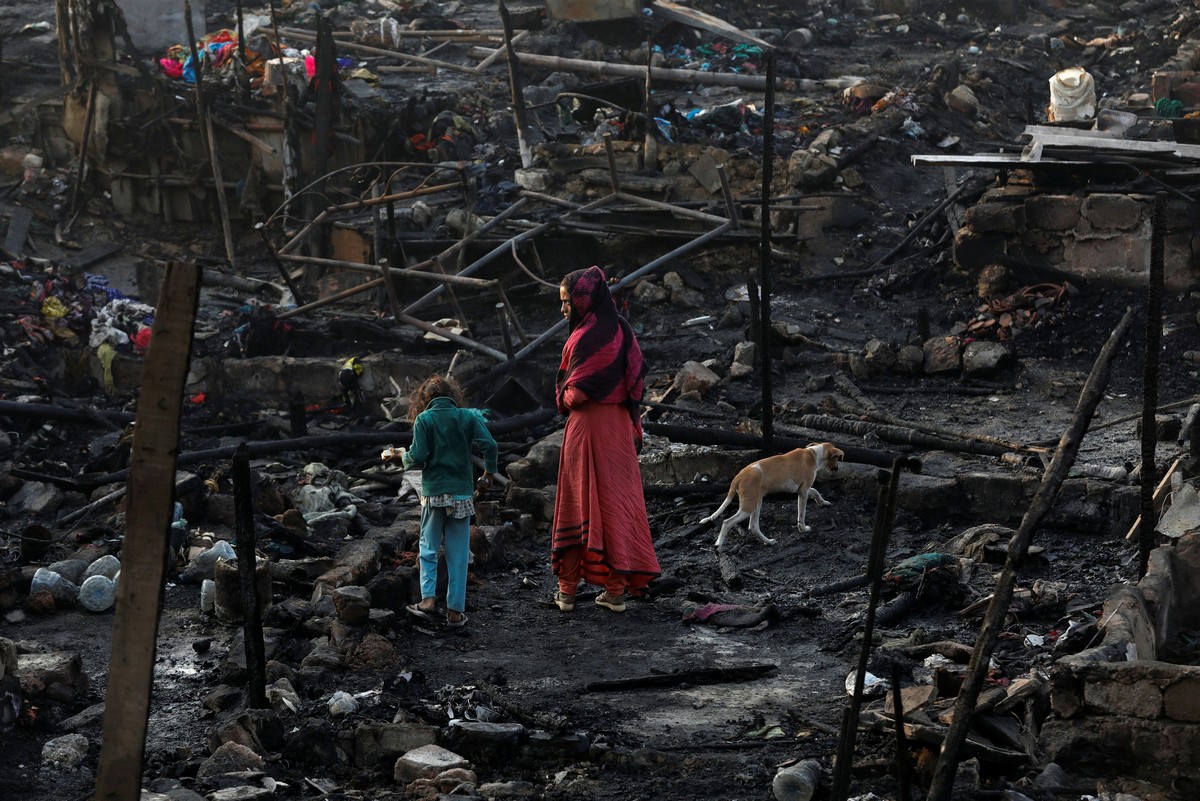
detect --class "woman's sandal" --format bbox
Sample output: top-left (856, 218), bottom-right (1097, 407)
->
top-left (555, 592), bottom-right (575, 612)
top-left (594, 593), bottom-right (626, 613)
top-left (406, 603), bottom-right (436, 623)
top-left (446, 612), bottom-right (468, 629)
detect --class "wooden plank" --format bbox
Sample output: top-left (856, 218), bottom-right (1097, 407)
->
top-left (911, 154), bottom-right (1092, 168)
top-left (650, 0), bottom-right (774, 49)
top-left (94, 261), bottom-right (202, 801)
top-left (1125, 455), bottom-right (1183, 542)
top-left (3, 206), bottom-right (33, 258)
top-left (1028, 131), bottom-right (1200, 160)
top-left (63, 242), bottom-right (124, 271)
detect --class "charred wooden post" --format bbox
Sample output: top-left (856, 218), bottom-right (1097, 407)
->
top-left (184, 1), bottom-right (237, 268)
top-left (232, 443), bottom-right (268, 709)
top-left (95, 262), bottom-right (201, 801)
top-left (717, 165), bottom-right (739, 230)
top-left (1138, 193), bottom-right (1166, 576)
top-left (759, 52), bottom-right (777, 450)
top-left (496, 302), bottom-right (514, 359)
top-left (289, 394), bottom-right (307, 439)
top-left (603, 133), bottom-right (621, 193)
top-left (254, 222), bottom-right (307, 305)
top-left (498, 1), bottom-right (533, 168)
top-left (718, 551), bottom-right (742, 590)
top-left (235, 0), bottom-right (249, 104)
top-left (891, 664), bottom-right (914, 801)
top-left (831, 462), bottom-right (902, 801)
top-left (925, 307), bottom-right (1136, 801)
top-left (67, 80), bottom-right (98, 218)
top-left (378, 257), bottom-right (403, 321)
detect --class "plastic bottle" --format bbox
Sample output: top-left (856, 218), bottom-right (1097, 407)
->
top-left (79, 575), bottom-right (117, 612)
top-left (83, 554), bottom-right (121, 581)
top-left (31, 567), bottom-right (79, 606)
top-left (200, 579), bottom-right (216, 613)
top-left (772, 759), bottom-right (821, 801)
top-left (183, 540), bottom-right (236, 581)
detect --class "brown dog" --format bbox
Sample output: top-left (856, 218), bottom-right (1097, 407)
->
top-left (700, 443), bottom-right (844, 549)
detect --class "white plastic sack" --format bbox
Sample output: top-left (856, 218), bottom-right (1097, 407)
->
top-left (1049, 67), bottom-right (1095, 121)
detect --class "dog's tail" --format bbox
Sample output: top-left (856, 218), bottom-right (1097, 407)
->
top-left (699, 480), bottom-right (739, 525)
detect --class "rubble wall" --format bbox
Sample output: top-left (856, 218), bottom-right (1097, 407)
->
top-left (1043, 533), bottom-right (1200, 782)
top-left (955, 190), bottom-right (1197, 290)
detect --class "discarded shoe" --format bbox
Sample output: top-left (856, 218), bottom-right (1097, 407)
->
top-left (446, 612), bottom-right (468, 629)
top-left (555, 592), bottom-right (575, 612)
top-left (595, 593), bottom-right (626, 613)
top-left (406, 603), bottom-right (436, 623)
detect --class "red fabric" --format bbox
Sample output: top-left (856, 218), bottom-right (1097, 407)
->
top-left (552, 400), bottom-right (659, 595)
top-left (556, 266), bottom-right (646, 442)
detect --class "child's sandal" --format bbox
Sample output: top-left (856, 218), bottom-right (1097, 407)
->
top-left (555, 592), bottom-right (575, 612)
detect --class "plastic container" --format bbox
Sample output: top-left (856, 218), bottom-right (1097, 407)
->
top-left (31, 567), bottom-right (79, 606)
top-left (772, 759), bottom-right (821, 801)
top-left (1049, 67), bottom-right (1096, 122)
top-left (79, 575), bottom-right (117, 612)
top-left (182, 540), bottom-right (236, 582)
top-left (200, 579), bottom-right (216, 613)
top-left (83, 554), bottom-right (121, 581)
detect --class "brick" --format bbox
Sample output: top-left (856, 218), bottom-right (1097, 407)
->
top-left (1082, 194), bottom-right (1143, 231)
top-left (1083, 677), bottom-right (1163, 719)
top-left (1024, 195), bottom-right (1080, 231)
top-left (355, 721), bottom-right (439, 768)
top-left (1064, 235), bottom-right (1151, 285)
top-left (965, 202), bottom-right (1025, 234)
top-left (1164, 675), bottom-right (1200, 722)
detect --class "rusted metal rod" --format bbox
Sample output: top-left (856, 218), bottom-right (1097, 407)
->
top-left (278, 254), bottom-right (498, 287)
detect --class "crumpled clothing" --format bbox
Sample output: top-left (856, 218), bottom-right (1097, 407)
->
top-left (883, 552), bottom-right (960, 590)
top-left (41, 296), bottom-right (68, 319)
top-left (89, 298), bottom-right (155, 349)
top-left (130, 326), bottom-right (152, 354)
top-left (683, 602), bottom-right (780, 628)
top-left (96, 342), bottom-right (117, 394)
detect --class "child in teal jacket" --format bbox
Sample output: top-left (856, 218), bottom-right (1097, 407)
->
top-left (396, 374), bottom-right (498, 627)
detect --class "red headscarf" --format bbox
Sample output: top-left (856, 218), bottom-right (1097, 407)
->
top-left (556, 266), bottom-right (647, 439)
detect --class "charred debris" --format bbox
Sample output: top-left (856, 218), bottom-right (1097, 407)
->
top-left (4, 1), bottom-right (1200, 801)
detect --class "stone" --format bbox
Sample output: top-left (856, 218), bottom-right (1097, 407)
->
top-left (787, 148), bottom-right (839, 190)
top-left (895, 344), bottom-right (924, 375)
top-left (332, 585), bottom-right (371, 626)
top-left (283, 721), bottom-right (343, 767)
top-left (953, 229), bottom-right (1008, 271)
top-left (197, 742), bottom-right (265, 780)
top-left (448, 721), bottom-right (527, 755)
top-left (1163, 673), bottom-right (1200, 721)
top-left (526, 730), bottom-right (590, 760)
top-left (513, 168), bottom-right (552, 192)
top-left (366, 569), bottom-right (418, 614)
top-left (407, 767), bottom-right (480, 796)
top-left (662, 271), bottom-right (704, 309)
top-left (311, 540), bottom-right (382, 601)
top-left (945, 84), bottom-right (980, 117)
top-left (505, 430), bottom-right (563, 486)
top-left (301, 644), bottom-right (346, 672)
top-left (17, 651), bottom-right (88, 702)
top-left (7, 480), bottom-right (64, 517)
top-left (632, 280), bottom-right (668, 305)
top-left (41, 733), bottom-right (89, 768)
top-left (266, 678), bottom-right (302, 714)
top-left (207, 709), bottom-right (286, 755)
top-left (0, 636), bottom-right (18, 679)
top-left (207, 787), bottom-right (274, 801)
top-left (674, 361), bottom-right (721, 395)
top-left (61, 701), bottom-right (106, 731)
top-left (864, 339), bottom-right (897, 372)
top-left (218, 628), bottom-right (282, 685)
top-left (966, 202), bottom-right (1024, 234)
top-left (348, 633), bottom-right (398, 670)
top-left (478, 780), bottom-right (536, 797)
top-left (203, 684), bottom-right (243, 712)
top-left (393, 744), bottom-right (470, 783)
top-left (354, 721), bottom-right (439, 768)
top-left (922, 335), bottom-right (962, 374)
top-left (962, 341), bottom-right (1011, 377)
top-left (25, 590), bottom-right (56, 615)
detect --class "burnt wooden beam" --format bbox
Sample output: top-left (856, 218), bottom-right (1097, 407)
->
top-left (585, 663), bottom-right (776, 692)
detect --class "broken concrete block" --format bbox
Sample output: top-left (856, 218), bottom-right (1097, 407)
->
top-left (505, 430), bottom-right (563, 486)
top-left (197, 742), bottom-right (266, 780)
top-left (674, 361), bottom-right (721, 395)
top-left (354, 721), bottom-right (439, 768)
top-left (786, 148), bottom-right (839, 190)
top-left (448, 721), bottom-right (527, 755)
top-left (203, 684), bottom-right (243, 712)
top-left (965, 202), bottom-right (1024, 234)
top-left (1064, 233), bottom-right (1151, 284)
top-left (922, 335), bottom-right (962, 374)
top-left (61, 701), bottom-right (105, 732)
top-left (41, 733), bottom-right (89, 768)
top-left (0, 636), bottom-right (18, 679)
top-left (945, 84), bottom-right (980, 117)
top-left (312, 540), bottom-right (382, 601)
top-left (207, 786), bottom-right (274, 801)
top-left (687, 153), bottom-right (723, 194)
top-left (393, 743), bottom-right (470, 783)
top-left (1082, 193), bottom-right (1142, 231)
top-left (333, 585), bottom-right (372, 626)
top-left (366, 568), bottom-right (419, 613)
top-left (662, 271), bottom-right (704, 309)
top-left (7, 480), bottom-right (65, 517)
top-left (962, 341), bottom-right (1011, 377)
top-left (1024, 195), bottom-right (1081, 231)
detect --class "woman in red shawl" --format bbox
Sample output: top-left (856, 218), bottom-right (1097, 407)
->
top-left (552, 266), bottom-right (660, 613)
